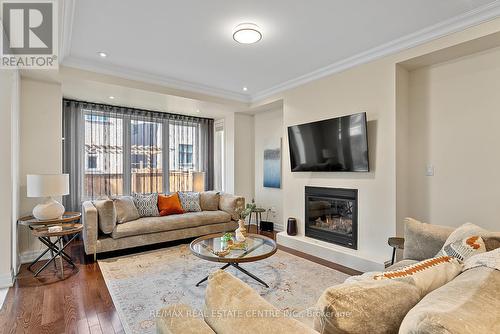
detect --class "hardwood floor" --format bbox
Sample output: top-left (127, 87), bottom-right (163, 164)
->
top-left (0, 226), bottom-right (358, 333)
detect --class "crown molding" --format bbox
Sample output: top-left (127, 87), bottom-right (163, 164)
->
top-left (59, 0), bottom-right (76, 62)
top-left (62, 56), bottom-right (251, 103)
top-left (60, 1), bottom-right (500, 104)
top-left (250, 1), bottom-right (500, 102)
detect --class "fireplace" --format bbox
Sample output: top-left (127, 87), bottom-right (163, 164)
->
top-left (305, 186), bottom-right (358, 249)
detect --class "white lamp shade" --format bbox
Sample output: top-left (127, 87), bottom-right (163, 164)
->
top-left (192, 172), bottom-right (206, 192)
top-left (27, 174), bottom-right (70, 198)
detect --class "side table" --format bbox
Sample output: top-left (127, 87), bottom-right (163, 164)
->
top-left (247, 207), bottom-right (266, 232)
top-left (18, 212), bottom-right (82, 278)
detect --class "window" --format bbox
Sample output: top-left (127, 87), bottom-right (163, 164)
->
top-left (87, 155), bottom-right (98, 169)
top-left (131, 120), bottom-right (163, 193)
top-left (64, 99), bottom-right (214, 203)
top-left (83, 113), bottom-right (124, 198)
top-left (179, 144), bottom-right (193, 167)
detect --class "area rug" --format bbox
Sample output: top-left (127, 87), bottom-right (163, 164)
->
top-left (98, 244), bottom-right (350, 334)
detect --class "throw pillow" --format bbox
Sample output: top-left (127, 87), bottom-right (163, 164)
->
top-left (178, 192), bottom-right (202, 212)
top-left (373, 256), bottom-right (463, 296)
top-left (435, 222), bottom-right (488, 261)
top-left (200, 191), bottom-right (220, 211)
top-left (436, 235), bottom-right (486, 262)
top-left (403, 218), bottom-right (454, 261)
top-left (113, 196), bottom-right (140, 224)
top-left (92, 199), bottom-right (116, 234)
top-left (158, 193), bottom-right (184, 216)
top-left (133, 193), bottom-right (160, 217)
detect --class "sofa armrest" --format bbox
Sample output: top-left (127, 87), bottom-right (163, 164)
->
top-left (314, 279), bottom-right (421, 334)
top-left (204, 270), bottom-right (316, 334)
top-left (156, 304), bottom-right (215, 334)
top-left (82, 201), bottom-right (98, 256)
top-left (218, 193), bottom-right (245, 221)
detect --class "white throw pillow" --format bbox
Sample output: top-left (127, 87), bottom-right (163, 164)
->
top-left (435, 223), bottom-right (487, 261)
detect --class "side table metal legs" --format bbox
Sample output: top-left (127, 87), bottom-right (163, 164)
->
top-left (28, 233), bottom-right (79, 278)
top-left (195, 262), bottom-right (269, 288)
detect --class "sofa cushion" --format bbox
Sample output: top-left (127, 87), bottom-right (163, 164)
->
top-left (111, 210), bottom-right (231, 239)
top-left (204, 270), bottom-right (317, 334)
top-left (93, 199), bottom-right (116, 234)
top-left (113, 196), bottom-right (140, 224)
top-left (157, 304), bottom-right (215, 334)
top-left (399, 267), bottom-right (500, 334)
top-left (178, 192), bottom-right (202, 212)
top-left (313, 278), bottom-right (421, 334)
top-left (219, 193), bottom-right (245, 220)
top-left (200, 191), bottom-right (220, 211)
top-left (158, 193), bottom-right (184, 216)
top-left (403, 218), bottom-right (454, 260)
top-left (133, 193), bottom-right (160, 217)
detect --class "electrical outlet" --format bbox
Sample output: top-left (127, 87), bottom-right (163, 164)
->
top-left (426, 165), bottom-right (434, 176)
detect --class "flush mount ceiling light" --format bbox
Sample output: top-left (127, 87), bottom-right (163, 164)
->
top-left (108, 96), bottom-right (115, 100)
top-left (97, 51), bottom-right (108, 58)
top-left (242, 86), bottom-right (248, 91)
top-left (233, 23), bottom-right (262, 44)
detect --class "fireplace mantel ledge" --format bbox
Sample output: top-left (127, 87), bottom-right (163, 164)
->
top-left (277, 232), bottom-right (384, 272)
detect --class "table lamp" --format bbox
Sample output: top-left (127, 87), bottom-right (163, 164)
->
top-left (192, 171), bottom-right (206, 192)
top-left (27, 174), bottom-right (70, 220)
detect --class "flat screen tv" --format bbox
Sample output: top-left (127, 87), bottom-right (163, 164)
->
top-left (287, 112), bottom-right (369, 172)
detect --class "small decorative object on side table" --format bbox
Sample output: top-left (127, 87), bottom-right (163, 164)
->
top-left (18, 212), bottom-right (82, 279)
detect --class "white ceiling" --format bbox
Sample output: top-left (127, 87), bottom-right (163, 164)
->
top-left (63, 0), bottom-right (500, 102)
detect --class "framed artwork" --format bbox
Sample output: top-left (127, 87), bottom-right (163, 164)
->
top-left (263, 138), bottom-right (281, 188)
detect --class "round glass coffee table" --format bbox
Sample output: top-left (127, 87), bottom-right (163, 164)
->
top-left (190, 233), bottom-right (277, 288)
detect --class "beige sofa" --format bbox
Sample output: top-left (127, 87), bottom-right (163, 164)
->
top-left (81, 192), bottom-right (243, 258)
top-left (156, 220), bottom-right (500, 334)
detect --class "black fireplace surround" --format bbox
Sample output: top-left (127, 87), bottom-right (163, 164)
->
top-left (305, 186), bottom-right (358, 249)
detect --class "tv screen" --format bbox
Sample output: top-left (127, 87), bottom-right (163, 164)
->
top-left (287, 112), bottom-right (369, 172)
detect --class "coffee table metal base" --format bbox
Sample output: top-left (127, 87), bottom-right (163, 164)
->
top-left (195, 263), bottom-right (269, 288)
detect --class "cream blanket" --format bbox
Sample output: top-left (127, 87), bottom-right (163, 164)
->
top-left (463, 248), bottom-right (500, 271)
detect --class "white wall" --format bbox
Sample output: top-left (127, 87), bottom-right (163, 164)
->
top-left (0, 70), bottom-right (20, 287)
top-left (405, 47), bottom-right (500, 231)
top-left (233, 113), bottom-right (255, 203)
top-left (19, 78), bottom-right (63, 261)
top-left (250, 18), bottom-right (500, 270)
top-left (254, 109), bottom-right (284, 230)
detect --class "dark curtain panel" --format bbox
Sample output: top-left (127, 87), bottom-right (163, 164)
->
top-left (62, 99), bottom-right (214, 206)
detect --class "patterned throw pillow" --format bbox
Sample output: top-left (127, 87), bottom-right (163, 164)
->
top-left (132, 193), bottom-right (160, 217)
top-left (436, 235), bottom-right (486, 262)
top-left (178, 192), bottom-right (202, 212)
top-left (435, 223), bottom-right (488, 262)
top-left (374, 256), bottom-right (463, 296)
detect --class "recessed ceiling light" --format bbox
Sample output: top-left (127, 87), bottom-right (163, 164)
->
top-left (233, 23), bottom-right (262, 44)
top-left (98, 51), bottom-right (108, 58)
top-left (196, 109), bottom-right (200, 113)
top-left (108, 96), bottom-right (115, 100)
top-left (242, 86), bottom-right (248, 91)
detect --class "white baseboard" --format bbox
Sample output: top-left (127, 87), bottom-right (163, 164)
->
top-left (20, 249), bottom-right (51, 264)
top-left (0, 272), bottom-right (13, 289)
top-left (277, 232), bottom-right (384, 272)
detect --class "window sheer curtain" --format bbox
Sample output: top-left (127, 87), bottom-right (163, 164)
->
top-left (62, 99), bottom-right (214, 211)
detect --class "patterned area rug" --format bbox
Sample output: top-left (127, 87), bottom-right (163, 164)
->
top-left (98, 244), bottom-right (350, 334)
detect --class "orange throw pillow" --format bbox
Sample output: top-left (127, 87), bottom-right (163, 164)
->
top-left (158, 193), bottom-right (184, 216)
